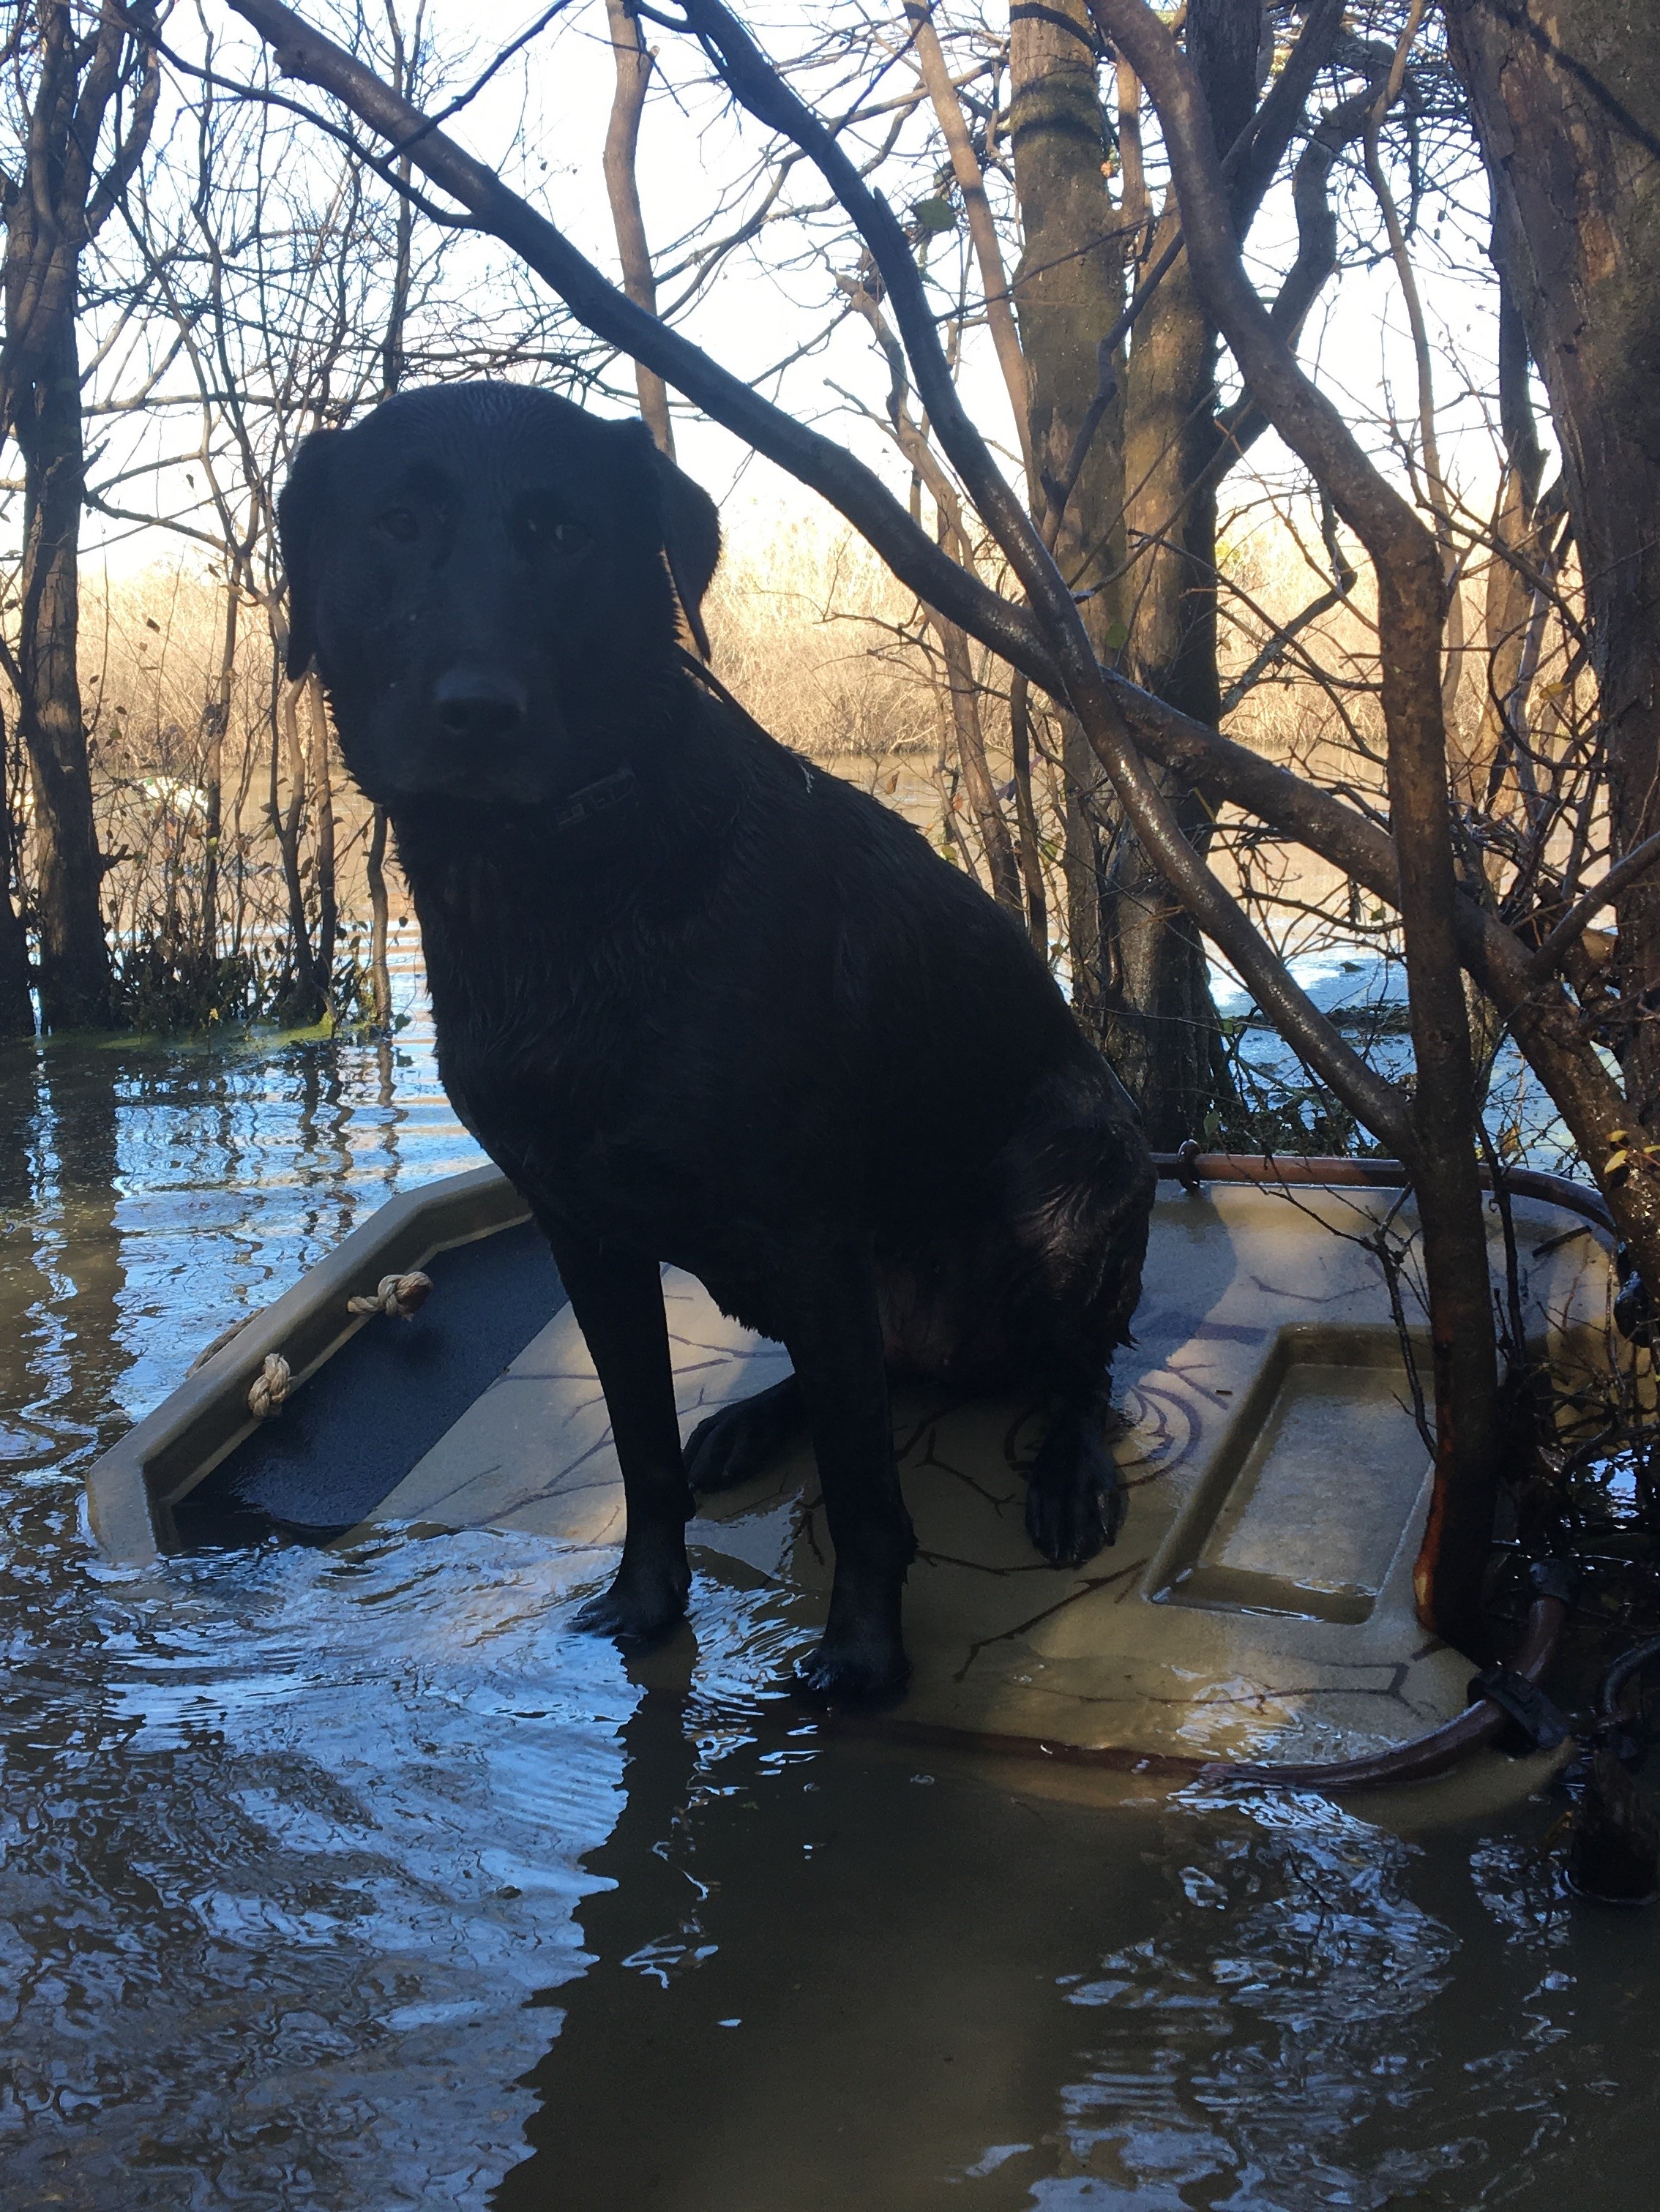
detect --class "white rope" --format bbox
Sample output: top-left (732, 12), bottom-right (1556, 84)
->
top-left (347, 1270), bottom-right (433, 1320)
top-left (247, 1353), bottom-right (291, 1420)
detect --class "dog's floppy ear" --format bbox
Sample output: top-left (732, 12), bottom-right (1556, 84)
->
top-left (618, 422), bottom-right (721, 661)
top-left (277, 429), bottom-right (343, 681)
top-left (654, 451), bottom-right (721, 662)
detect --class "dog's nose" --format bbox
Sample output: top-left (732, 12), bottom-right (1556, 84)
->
top-left (433, 667), bottom-right (528, 741)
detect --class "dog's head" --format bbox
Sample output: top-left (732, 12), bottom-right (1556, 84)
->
top-left (277, 383), bottom-right (721, 807)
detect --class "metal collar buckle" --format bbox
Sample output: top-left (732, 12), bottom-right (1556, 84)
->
top-left (551, 762), bottom-right (638, 833)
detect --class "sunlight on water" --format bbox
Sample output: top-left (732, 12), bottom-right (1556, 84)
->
top-left (1210, 945), bottom-right (1582, 1172)
top-left (1, 961), bottom-right (1655, 2208)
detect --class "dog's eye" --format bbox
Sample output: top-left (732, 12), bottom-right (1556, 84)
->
top-left (376, 508), bottom-right (420, 543)
top-left (517, 506), bottom-right (588, 557)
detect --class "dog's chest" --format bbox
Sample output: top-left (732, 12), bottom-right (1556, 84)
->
top-left (436, 951), bottom-right (644, 1141)
top-left (430, 945), bottom-right (861, 1270)
top-left (427, 931), bottom-right (734, 1229)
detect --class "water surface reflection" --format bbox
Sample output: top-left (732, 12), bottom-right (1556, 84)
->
top-left (504, 1721), bottom-right (1631, 2211)
top-left (0, 997), bottom-right (1654, 2208)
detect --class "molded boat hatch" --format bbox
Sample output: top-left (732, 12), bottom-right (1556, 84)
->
top-left (1154, 1325), bottom-right (1430, 1624)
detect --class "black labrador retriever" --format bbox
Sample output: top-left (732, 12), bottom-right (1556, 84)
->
top-left (279, 381), bottom-right (1154, 1700)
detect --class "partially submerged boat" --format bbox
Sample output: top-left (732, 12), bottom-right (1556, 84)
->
top-left (86, 1155), bottom-right (1615, 1792)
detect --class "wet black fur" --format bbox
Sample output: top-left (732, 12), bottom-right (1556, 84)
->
top-left (279, 382), bottom-right (1155, 1700)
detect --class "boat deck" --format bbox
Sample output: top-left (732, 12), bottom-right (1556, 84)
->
top-left (87, 1168), bottom-right (1614, 1772)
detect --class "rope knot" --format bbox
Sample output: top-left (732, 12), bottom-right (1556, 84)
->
top-left (247, 1353), bottom-right (291, 1420)
top-left (348, 1270), bottom-right (433, 1321)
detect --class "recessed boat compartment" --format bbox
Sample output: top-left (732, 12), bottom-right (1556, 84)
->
top-left (1152, 1324), bottom-right (1432, 1625)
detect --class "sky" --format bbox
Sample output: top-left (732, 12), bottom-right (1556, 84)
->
top-left (70, 0), bottom-right (1520, 584)
top-left (391, 0), bottom-right (1517, 536)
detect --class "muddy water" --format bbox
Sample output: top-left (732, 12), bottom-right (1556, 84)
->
top-left (1, 992), bottom-right (1657, 2210)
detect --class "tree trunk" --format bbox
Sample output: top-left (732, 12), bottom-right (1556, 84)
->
top-left (365, 803), bottom-right (393, 1030)
top-left (1008, 0), bottom-right (1130, 1041)
top-left (604, 0), bottom-right (676, 457)
top-left (3, 4), bottom-right (158, 1032)
top-left (930, 610), bottom-right (1022, 912)
top-left (1009, 675), bottom-right (1050, 953)
top-left (272, 677), bottom-right (322, 1024)
top-left (1448, 0), bottom-right (1660, 1132)
top-left (370, 15), bottom-right (418, 1037)
top-left (12, 308), bottom-right (109, 1029)
top-left (309, 672), bottom-right (337, 1007)
top-left (1104, 0), bottom-right (1261, 1146)
top-left (1009, 0), bottom-right (1249, 1139)
top-left (1087, 0), bottom-right (1499, 1650)
top-left (198, 575), bottom-right (239, 964)
top-left (0, 705), bottom-right (36, 1036)
top-left (1470, 271), bottom-right (1548, 802)
top-left (903, 0), bottom-right (1035, 487)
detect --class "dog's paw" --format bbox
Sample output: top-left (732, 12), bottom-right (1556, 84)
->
top-left (684, 1376), bottom-right (800, 1494)
top-left (1025, 1415), bottom-right (1124, 1570)
top-left (573, 1556), bottom-right (690, 1646)
top-left (794, 1632), bottom-right (910, 1708)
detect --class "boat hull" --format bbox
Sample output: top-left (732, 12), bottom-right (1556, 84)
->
top-left (86, 1162), bottom-right (1616, 1779)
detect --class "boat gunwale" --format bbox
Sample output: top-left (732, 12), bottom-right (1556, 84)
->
top-left (85, 1163), bottom-right (529, 1563)
top-left (1152, 1150), bottom-right (1615, 1233)
top-left (87, 1153), bottom-right (1619, 1567)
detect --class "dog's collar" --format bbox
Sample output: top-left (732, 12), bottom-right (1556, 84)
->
top-left (550, 762), bottom-right (638, 833)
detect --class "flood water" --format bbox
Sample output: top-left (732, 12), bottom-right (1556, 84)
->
top-left (2, 981), bottom-right (1658, 2210)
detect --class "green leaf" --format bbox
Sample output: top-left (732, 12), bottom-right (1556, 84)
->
top-left (911, 195), bottom-right (957, 235)
top-left (1102, 618), bottom-right (1129, 653)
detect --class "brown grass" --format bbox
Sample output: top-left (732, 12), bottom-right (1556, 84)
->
top-left (74, 505), bottom-right (1575, 1019)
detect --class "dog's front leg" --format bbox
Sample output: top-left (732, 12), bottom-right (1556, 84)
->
top-left (549, 1231), bottom-right (693, 1643)
top-left (783, 1242), bottom-right (917, 1703)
